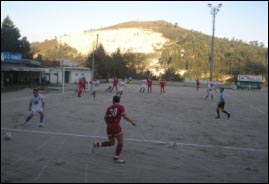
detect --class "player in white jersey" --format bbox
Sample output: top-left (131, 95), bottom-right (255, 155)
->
top-left (205, 83), bottom-right (217, 100)
top-left (24, 88), bottom-right (45, 127)
top-left (116, 79), bottom-right (125, 97)
top-left (207, 81), bottom-right (212, 89)
top-left (140, 79), bottom-right (147, 94)
top-left (105, 78), bottom-right (113, 93)
top-left (91, 79), bottom-right (100, 100)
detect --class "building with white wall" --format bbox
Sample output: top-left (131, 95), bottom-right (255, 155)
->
top-left (43, 67), bottom-right (91, 84)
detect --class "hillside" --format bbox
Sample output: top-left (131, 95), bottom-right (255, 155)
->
top-left (57, 21), bottom-right (171, 56)
top-left (99, 20), bottom-right (183, 31)
top-left (30, 20), bottom-right (268, 81)
top-left (31, 39), bottom-right (58, 57)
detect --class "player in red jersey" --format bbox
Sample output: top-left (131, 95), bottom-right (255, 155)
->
top-left (160, 79), bottom-right (166, 94)
top-left (92, 96), bottom-right (136, 163)
top-left (196, 79), bottom-right (200, 92)
top-left (77, 78), bottom-right (85, 97)
top-left (111, 76), bottom-right (119, 93)
top-left (147, 78), bottom-right (153, 93)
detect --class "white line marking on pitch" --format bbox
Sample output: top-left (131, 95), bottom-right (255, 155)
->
top-left (2, 128), bottom-right (267, 153)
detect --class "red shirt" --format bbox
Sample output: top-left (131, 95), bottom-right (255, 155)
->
top-left (105, 103), bottom-right (126, 125)
top-left (113, 78), bottom-right (118, 86)
top-left (160, 81), bottom-right (165, 88)
top-left (78, 80), bottom-right (85, 89)
top-left (147, 79), bottom-right (152, 86)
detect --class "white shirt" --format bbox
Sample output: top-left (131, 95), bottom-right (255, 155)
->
top-left (141, 79), bottom-right (147, 88)
top-left (208, 82), bottom-right (212, 89)
top-left (108, 78), bottom-right (113, 87)
top-left (119, 81), bottom-right (125, 91)
top-left (30, 95), bottom-right (44, 112)
top-left (92, 80), bottom-right (100, 91)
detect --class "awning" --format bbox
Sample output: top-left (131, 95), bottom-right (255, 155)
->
top-left (1, 65), bottom-right (45, 72)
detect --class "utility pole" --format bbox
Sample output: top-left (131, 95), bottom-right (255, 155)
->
top-left (92, 34), bottom-right (99, 85)
top-left (208, 3), bottom-right (222, 82)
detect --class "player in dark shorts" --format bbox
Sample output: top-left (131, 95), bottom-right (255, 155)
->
top-left (216, 87), bottom-right (231, 119)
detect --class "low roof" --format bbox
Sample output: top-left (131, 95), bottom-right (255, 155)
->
top-left (1, 65), bottom-right (45, 72)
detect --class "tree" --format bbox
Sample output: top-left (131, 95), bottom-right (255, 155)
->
top-left (19, 36), bottom-right (33, 59)
top-left (1, 16), bottom-right (33, 59)
top-left (35, 54), bottom-right (43, 61)
top-left (1, 16), bottom-right (21, 52)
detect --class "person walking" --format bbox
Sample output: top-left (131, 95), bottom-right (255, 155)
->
top-left (160, 79), bottom-right (166, 94)
top-left (205, 83), bottom-right (217, 100)
top-left (216, 87), bottom-right (231, 119)
top-left (77, 78), bottom-right (85, 97)
top-left (196, 79), bottom-right (200, 92)
top-left (91, 79), bottom-right (100, 100)
top-left (147, 78), bottom-right (153, 93)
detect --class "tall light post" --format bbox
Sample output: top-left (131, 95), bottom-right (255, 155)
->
top-left (92, 34), bottom-right (99, 82)
top-left (208, 3), bottom-right (222, 82)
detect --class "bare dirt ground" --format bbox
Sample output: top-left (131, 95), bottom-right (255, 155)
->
top-left (1, 83), bottom-right (268, 183)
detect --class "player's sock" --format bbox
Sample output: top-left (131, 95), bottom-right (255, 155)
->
top-left (222, 110), bottom-right (228, 115)
top-left (222, 110), bottom-right (230, 118)
top-left (25, 115), bottom-right (33, 122)
top-left (40, 115), bottom-right (44, 123)
top-left (100, 141), bottom-right (112, 147)
top-left (115, 143), bottom-right (123, 157)
top-left (216, 109), bottom-right (220, 118)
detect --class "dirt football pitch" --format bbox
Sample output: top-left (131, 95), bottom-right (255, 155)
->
top-left (1, 83), bottom-right (268, 183)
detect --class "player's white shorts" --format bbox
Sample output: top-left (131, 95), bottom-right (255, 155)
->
top-left (208, 91), bottom-right (213, 96)
top-left (31, 107), bottom-right (43, 114)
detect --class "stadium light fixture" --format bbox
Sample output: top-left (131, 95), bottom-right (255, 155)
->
top-left (208, 3), bottom-right (222, 82)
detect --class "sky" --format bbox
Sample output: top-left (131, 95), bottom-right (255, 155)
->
top-left (1, 1), bottom-right (268, 47)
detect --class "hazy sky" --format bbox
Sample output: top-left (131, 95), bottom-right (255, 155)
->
top-left (1, 1), bottom-right (268, 46)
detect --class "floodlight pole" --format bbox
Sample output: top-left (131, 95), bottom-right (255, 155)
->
top-left (92, 34), bottom-right (99, 85)
top-left (208, 3), bottom-right (222, 82)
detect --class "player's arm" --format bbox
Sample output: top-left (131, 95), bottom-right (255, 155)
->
top-left (42, 100), bottom-right (45, 108)
top-left (104, 116), bottom-right (108, 124)
top-left (122, 115), bottom-right (136, 126)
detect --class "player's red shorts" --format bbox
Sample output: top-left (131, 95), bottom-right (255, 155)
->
top-left (107, 124), bottom-right (123, 137)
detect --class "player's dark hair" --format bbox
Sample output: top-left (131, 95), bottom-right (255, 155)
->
top-left (220, 87), bottom-right (224, 91)
top-left (113, 96), bottom-right (120, 103)
top-left (33, 88), bottom-right (39, 92)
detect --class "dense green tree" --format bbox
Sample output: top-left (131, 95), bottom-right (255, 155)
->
top-left (19, 36), bottom-right (32, 59)
top-left (1, 16), bottom-right (33, 59)
top-left (1, 16), bottom-right (21, 52)
top-left (35, 54), bottom-right (43, 61)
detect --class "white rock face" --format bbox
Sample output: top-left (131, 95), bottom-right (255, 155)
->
top-left (57, 28), bottom-right (169, 55)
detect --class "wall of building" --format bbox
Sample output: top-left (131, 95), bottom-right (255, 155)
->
top-left (43, 68), bottom-right (91, 84)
